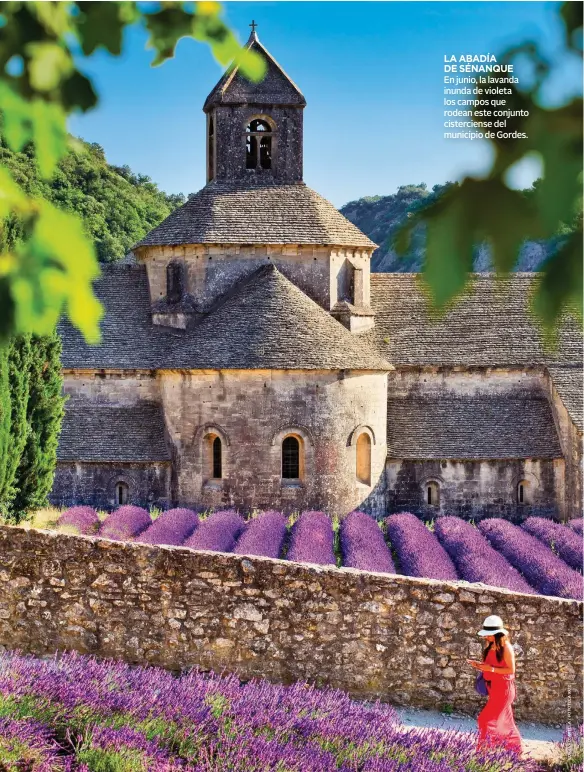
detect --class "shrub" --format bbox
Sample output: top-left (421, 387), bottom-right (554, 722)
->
top-left (434, 516), bottom-right (535, 594)
top-left (385, 512), bottom-right (458, 580)
top-left (0, 649), bottom-right (537, 771)
top-left (183, 509), bottom-right (244, 552)
top-left (478, 518), bottom-right (583, 600)
top-left (340, 510), bottom-right (395, 573)
top-left (133, 507), bottom-right (199, 546)
top-left (522, 517), bottom-right (583, 572)
top-left (56, 506), bottom-right (100, 535)
top-left (287, 510), bottom-right (336, 566)
top-left (99, 505), bottom-right (151, 541)
top-left (233, 510), bottom-right (287, 559)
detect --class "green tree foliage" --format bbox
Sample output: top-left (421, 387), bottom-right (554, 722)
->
top-left (0, 1), bottom-right (266, 344)
top-left (0, 334), bottom-right (31, 513)
top-left (0, 136), bottom-right (186, 261)
top-left (0, 346), bottom-right (10, 503)
top-left (10, 333), bottom-right (65, 520)
top-left (395, 3), bottom-right (583, 330)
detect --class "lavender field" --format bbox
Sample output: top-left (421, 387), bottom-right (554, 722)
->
top-left (0, 649), bottom-right (542, 771)
top-left (45, 507), bottom-right (584, 600)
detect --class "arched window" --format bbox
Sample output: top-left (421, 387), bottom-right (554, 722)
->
top-left (517, 480), bottom-right (529, 505)
top-left (207, 115), bottom-right (215, 181)
top-left (166, 261), bottom-right (184, 303)
top-left (426, 481), bottom-right (440, 507)
top-left (356, 432), bottom-right (371, 485)
top-left (115, 481), bottom-right (129, 506)
top-left (245, 118), bottom-right (273, 171)
top-left (212, 436), bottom-right (222, 479)
top-left (282, 435), bottom-right (301, 480)
top-left (204, 433), bottom-right (223, 480)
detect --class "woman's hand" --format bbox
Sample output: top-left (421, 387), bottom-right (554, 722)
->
top-left (467, 659), bottom-right (489, 671)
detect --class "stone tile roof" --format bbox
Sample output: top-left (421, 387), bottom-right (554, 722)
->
top-left (548, 366), bottom-right (583, 431)
top-left (368, 273), bottom-right (583, 367)
top-left (57, 401), bottom-right (170, 462)
top-left (387, 396), bottom-right (563, 459)
top-left (59, 264), bottom-right (391, 372)
top-left (134, 181), bottom-right (377, 249)
top-left (204, 30), bottom-right (306, 110)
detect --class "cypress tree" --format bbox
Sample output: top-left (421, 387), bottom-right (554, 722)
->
top-left (11, 333), bottom-right (65, 520)
top-left (0, 335), bottom-right (32, 514)
top-left (0, 344), bottom-right (10, 516)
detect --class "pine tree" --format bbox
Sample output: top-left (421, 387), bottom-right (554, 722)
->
top-left (0, 335), bottom-right (32, 514)
top-left (11, 333), bottom-right (65, 520)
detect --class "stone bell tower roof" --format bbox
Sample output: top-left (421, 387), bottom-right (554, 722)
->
top-left (203, 27), bottom-right (306, 110)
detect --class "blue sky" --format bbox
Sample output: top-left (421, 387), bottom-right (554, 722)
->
top-left (68, 2), bottom-right (582, 208)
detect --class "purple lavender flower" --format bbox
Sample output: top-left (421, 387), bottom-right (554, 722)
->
top-left (434, 516), bottom-right (535, 594)
top-left (0, 716), bottom-right (63, 771)
top-left (133, 508), bottom-right (199, 547)
top-left (479, 518), bottom-right (583, 600)
top-left (569, 518), bottom-right (584, 535)
top-left (0, 649), bottom-right (540, 772)
top-left (287, 510), bottom-right (335, 566)
top-left (56, 506), bottom-right (100, 535)
top-left (522, 517), bottom-right (583, 572)
top-left (183, 510), bottom-right (244, 552)
top-left (233, 510), bottom-right (287, 559)
top-left (98, 505), bottom-right (152, 541)
top-left (385, 513), bottom-right (458, 581)
top-left (340, 510), bottom-right (395, 573)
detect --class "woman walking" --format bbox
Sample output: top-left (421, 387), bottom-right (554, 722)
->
top-left (467, 614), bottom-right (523, 756)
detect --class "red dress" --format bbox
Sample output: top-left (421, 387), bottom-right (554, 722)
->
top-left (477, 645), bottom-right (523, 755)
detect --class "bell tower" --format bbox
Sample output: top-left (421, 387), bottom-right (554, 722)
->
top-left (203, 24), bottom-right (306, 184)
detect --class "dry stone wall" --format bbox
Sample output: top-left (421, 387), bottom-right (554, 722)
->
top-left (0, 525), bottom-right (581, 725)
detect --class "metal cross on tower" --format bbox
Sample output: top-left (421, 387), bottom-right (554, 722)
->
top-left (249, 20), bottom-right (258, 33)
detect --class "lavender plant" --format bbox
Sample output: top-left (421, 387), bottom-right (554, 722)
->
top-left (56, 505), bottom-right (100, 535)
top-left (133, 507), bottom-right (199, 547)
top-left (286, 510), bottom-right (336, 566)
top-left (385, 512), bottom-right (458, 580)
top-left (522, 517), bottom-right (583, 572)
top-left (568, 518), bottom-right (584, 535)
top-left (340, 510), bottom-right (396, 573)
top-left (478, 518), bottom-right (583, 600)
top-left (233, 510), bottom-right (287, 559)
top-left (0, 649), bottom-right (541, 771)
top-left (98, 505), bottom-right (152, 541)
top-left (183, 509), bottom-right (244, 552)
top-left (0, 716), bottom-right (64, 771)
top-left (434, 516), bottom-right (535, 594)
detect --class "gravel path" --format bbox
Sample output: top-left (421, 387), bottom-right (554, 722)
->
top-left (395, 706), bottom-right (565, 765)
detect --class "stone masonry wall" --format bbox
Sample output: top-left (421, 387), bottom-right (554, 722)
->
top-left (386, 458), bottom-right (562, 519)
top-left (0, 525), bottom-right (581, 725)
top-left (160, 368), bottom-right (388, 517)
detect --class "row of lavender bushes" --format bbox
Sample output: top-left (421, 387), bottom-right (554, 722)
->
top-left (0, 649), bottom-right (549, 772)
top-left (55, 507), bottom-right (583, 599)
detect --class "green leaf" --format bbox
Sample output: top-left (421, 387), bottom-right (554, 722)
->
top-left (531, 102), bottom-right (583, 238)
top-left (77, 2), bottom-right (138, 57)
top-left (422, 193), bottom-right (474, 309)
top-left (0, 83), bottom-right (33, 152)
top-left (60, 70), bottom-right (98, 112)
top-left (471, 179), bottom-right (541, 272)
top-left (26, 42), bottom-right (73, 92)
top-left (145, 7), bottom-right (196, 66)
top-left (532, 227), bottom-right (583, 330)
top-left (31, 99), bottom-right (67, 178)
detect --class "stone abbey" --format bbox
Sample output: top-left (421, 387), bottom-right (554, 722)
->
top-left (53, 30), bottom-right (583, 519)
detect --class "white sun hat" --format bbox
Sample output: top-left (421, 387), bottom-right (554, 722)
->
top-left (477, 615), bottom-right (509, 637)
